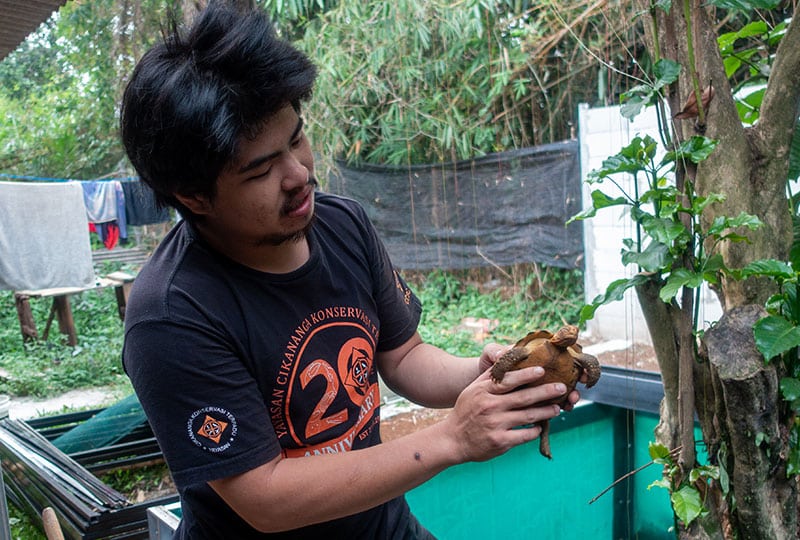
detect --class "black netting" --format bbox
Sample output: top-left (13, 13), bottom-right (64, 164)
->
top-left (326, 140), bottom-right (583, 271)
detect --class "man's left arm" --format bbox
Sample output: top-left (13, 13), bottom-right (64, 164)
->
top-left (376, 331), bottom-right (506, 408)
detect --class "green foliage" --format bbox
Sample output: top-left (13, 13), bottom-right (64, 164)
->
top-left (0, 0), bottom-right (175, 179)
top-left (281, 0), bottom-right (640, 173)
top-left (1, 0), bottom-right (642, 179)
top-left (648, 441), bottom-right (723, 527)
top-left (717, 16), bottom-right (787, 126)
top-left (708, 0), bottom-right (781, 13)
top-left (620, 58), bottom-right (681, 120)
top-left (0, 2), bottom-right (121, 177)
top-left (413, 267), bottom-right (584, 356)
top-left (741, 254), bottom-right (800, 478)
top-left (7, 506), bottom-right (40, 540)
top-left (100, 462), bottom-right (170, 496)
top-left (0, 288), bottom-right (129, 398)
top-left (570, 133), bottom-right (761, 325)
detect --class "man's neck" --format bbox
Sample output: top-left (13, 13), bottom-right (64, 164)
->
top-left (193, 223), bottom-right (311, 274)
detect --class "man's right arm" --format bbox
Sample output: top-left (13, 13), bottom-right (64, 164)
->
top-left (209, 365), bottom-right (567, 533)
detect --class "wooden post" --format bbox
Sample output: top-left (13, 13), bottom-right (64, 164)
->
top-left (108, 272), bottom-right (136, 321)
top-left (52, 296), bottom-right (77, 347)
top-left (114, 282), bottom-right (133, 320)
top-left (13, 293), bottom-right (38, 342)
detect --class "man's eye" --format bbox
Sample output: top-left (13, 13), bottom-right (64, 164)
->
top-left (246, 168), bottom-right (271, 181)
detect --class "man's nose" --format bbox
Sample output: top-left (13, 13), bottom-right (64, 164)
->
top-left (281, 157), bottom-right (310, 191)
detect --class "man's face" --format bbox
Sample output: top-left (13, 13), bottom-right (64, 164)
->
top-left (199, 105), bottom-right (317, 248)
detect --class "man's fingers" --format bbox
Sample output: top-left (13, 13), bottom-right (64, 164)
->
top-left (488, 365), bottom-right (544, 392)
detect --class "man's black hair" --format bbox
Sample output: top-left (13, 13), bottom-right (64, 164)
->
top-left (120, 1), bottom-right (317, 219)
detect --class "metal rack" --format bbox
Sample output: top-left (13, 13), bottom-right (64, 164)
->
top-left (0, 411), bottom-right (177, 539)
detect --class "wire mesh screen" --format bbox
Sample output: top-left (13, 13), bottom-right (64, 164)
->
top-left (327, 140), bottom-right (583, 271)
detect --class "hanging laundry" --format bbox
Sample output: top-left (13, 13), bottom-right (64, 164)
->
top-left (0, 181), bottom-right (94, 290)
top-left (120, 178), bottom-right (170, 225)
top-left (99, 222), bottom-right (120, 250)
top-left (81, 180), bottom-right (128, 245)
top-left (81, 180), bottom-right (118, 222)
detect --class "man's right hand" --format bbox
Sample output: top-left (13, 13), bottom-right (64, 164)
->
top-left (439, 365), bottom-right (568, 463)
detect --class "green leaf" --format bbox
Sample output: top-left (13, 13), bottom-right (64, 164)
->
top-left (689, 465), bottom-right (720, 483)
top-left (754, 315), bottom-right (800, 361)
top-left (783, 282), bottom-right (800, 324)
top-left (671, 485), bottom-right (704, 525)
top-left (590, 190), bottom-right (629, 209)
top-left (739, 259), bottom-right (794, 280)
top-left (652, 59), bottom-right (681, 90)
top-left (707, 0), bottom-right (780, 11)
top-left (790, 216), bottom-right (800, 270)
top-left (567, 190), bottom-right (629, 224)
top-left (780, 377), bottom-right (800, 403)
top-left (706, 212), bottom-right (763, 237)
top-left (718, 20), bottom-right (769, 53)
top-left (663, 136), bottom-right (718, 165)
top-left (702, 253), bottom-right (726, 274)
top-left (718, 461), bottom-right (730, 494)
top-left (660, 268), bottom-right (704, 302)
top-left (639, 215), bottom-right (688, 245)
top-left (789, 120), bottom-right (800, 181)
top-left (718, 232), bottom-right (752, 244)
top-left (649, 441), bottom-right (671, 460)
top-left (589, 154), bottom-right (638, 178)
top-left (619, 63), bottom-right (678, 121)
top-left (788, 422), bottom-right (800, 476)
top-left (722, 55), bottom-right (742, 79)
top-left (691, 192), bottom-right (726, 215)
top-left (579, 274), bottom-right (651, 324)
top-left (622, 241), bottom-right (671, 272)
top-left (620, 94), bottom-right (648, 121)
top-left (648, 478), bottom-right (671, 490)
top-left (654, 0), bottom-right (671, 12)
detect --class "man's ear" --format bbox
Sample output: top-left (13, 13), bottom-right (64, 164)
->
top-left (175, 192), bottom-right (212, 216)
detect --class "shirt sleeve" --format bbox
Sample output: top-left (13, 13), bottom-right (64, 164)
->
top-left (123, 317), bottom-right (280, 489)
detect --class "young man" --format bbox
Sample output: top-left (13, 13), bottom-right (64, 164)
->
top-left (120, 2), bottom-right (579, 538)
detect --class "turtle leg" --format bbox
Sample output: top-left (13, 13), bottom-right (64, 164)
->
top-left (538, 419), bottom-right (553, 459)
top-left (490, 347), bottom-right (529, 383)
top-left (569, 350), bottom-right (601, 388)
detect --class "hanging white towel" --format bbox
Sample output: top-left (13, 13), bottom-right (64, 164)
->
top-left (0, 181), bottom-right (94, 290)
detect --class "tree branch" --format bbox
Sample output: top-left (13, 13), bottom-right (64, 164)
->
top-left (756, 15), bottom-right (800, 149)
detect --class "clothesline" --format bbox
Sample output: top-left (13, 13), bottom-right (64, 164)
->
top-left (0, 172), bottom-right (139, 183)
top-left (0, 174), bottom-right (171, 251)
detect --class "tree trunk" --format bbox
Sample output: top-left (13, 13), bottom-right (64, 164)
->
top-left (703, 305), bottom-right (797, 538)
top-left (636, 279), bottom-right (680, 448)
top-left (634, 2), bottom-right (800, 538)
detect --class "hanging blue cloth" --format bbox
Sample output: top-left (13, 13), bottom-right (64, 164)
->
top-left (80, 180), bottom-right (127, 242)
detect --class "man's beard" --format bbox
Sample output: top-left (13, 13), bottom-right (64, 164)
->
top-left (256, 177), bottom-right (318, 247)
top-left (257, 214), bottom-right (316, 247)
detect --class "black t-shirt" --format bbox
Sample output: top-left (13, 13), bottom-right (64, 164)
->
top-left (122, 192), bottom-right (422, 539)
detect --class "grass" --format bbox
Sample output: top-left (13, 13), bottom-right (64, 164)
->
top-left (411, 264), bottom-right (585, 356)
top-left (0, 263), bottom-right (584, 538)
top-left (0, 287), bottom-right (132, 399)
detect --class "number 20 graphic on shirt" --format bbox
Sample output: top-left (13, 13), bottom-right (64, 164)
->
top-left (300, 359), bottom-right (349, 439)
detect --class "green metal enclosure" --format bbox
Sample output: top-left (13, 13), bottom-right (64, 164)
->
top-left (406, 403), bottom-right (677, 540)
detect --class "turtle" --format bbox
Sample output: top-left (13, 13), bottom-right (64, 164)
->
top-left (490, 324), bottom-right (601, 459)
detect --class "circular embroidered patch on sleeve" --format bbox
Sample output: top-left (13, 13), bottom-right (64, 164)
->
top-left (187, 406), bottom-right (238, 453)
